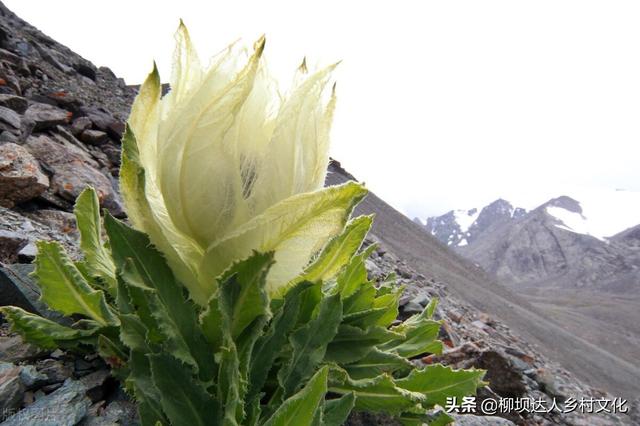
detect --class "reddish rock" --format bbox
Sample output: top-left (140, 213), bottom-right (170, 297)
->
top-left (24, 135), bottom-right (123, 216)
top-left (0, 142), bottom-right (49, 207)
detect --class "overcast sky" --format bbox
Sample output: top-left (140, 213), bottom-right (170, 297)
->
top-left (7, 1), bottom-right (640, 218)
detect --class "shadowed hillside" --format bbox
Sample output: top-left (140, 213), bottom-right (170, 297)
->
top-left (327, 160), bottom-right (640, 398)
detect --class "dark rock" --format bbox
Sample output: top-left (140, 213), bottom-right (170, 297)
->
top-left (106, 120), bottom-right (124, 140)
top-left (41, 382), bottom-right (63, 393)
top-left (0, 334), bottom-right (46, 363)
top-left (36, 188), bottom-right (75, 211)
top-left (0, 362), bottom-right (25, 413)
top-left (51, 127), bottom-right (92, 156)
top-left (0, 229), bottom-right (28, 262)
top-left (80, 129), bottom-right (108, 146)
top-left (33, 43), bottom-right (74, 74)
top-left (0, 142), bottom-right (49, 207)
top-left (17, 241), bottom-right (37, 262)
top-left (535, 368), bottom-right (568, 400)
top-left (79, 106), bottom-right (116, 132)
top-left (18, 365), bottom-right (47, 389)
top-left (37, 359), bottom-right (73, 384)
top-left (79, 370), bottom-right (111, 402)
top-left (0, 105), bottom-right (21, 129)
top-left (0, 130), bottom-right (18, 143)
top-left (80, 399), bottom-right (138, 426)
top-left (0, 94), bottom-right (28, 114)
top-left (1, 378), bottom-right (90, 426)
top-left (71, 116), bottom-right (92, 136)
top-left (0, 48), bottom-right (20, 64)
top-left (44, 91), bottom-right (83, 112)
top-left (475, 350), bottom-right (527, 398)
top-left (0, 68), bottom-right (20, 94)
top-left (27, 209), bottom-right (78, 238)
top-left (74, 358), bottom-right (95, 374)
top-left (24, 102), bottom-right (71, 131)
top-left (101, 400), bottom-right (138, 425)
top-left (74, 61), bottom-right (97, 81)
top-left (0, 264), bottom-right (51, 318)
top-left (100, 142), bottom-right (121, 167)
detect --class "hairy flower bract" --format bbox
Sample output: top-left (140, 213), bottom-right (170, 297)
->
top-left (122, 23), bottom-right (366, 304)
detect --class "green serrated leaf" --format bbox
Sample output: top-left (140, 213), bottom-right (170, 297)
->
top-left (344, 348), bottom-right (412, 380)
top-left (343, 307), bottom-right (389, 328)
top-left (33, 241), bottom-right (117, 326)
top-left (74, 187), bottom-right (117, 294)
top-left (372, 289), bottom-right (402, 327)
top-left (116, 274), bottom-right (163, 349)
top-left (299, 215), bottom-right (373, 285)
top-left (278, 292), bottom-right (342, 398)
top-left (335, 245), bottom-right (376, 299)
top-left (323, 392), bottom-right (355, 426)
top-left (105, 215), bottom-right (215, 380)
top-left (395, 364), bottom-right (486, 408)
top-left (325, 325), bottom-right (402, 364)
top-left (328, 367), bottom-right (424, 414)
top-left (380, 318), bottom-right (443, 359)
top-left (264, 366), bottom-right (329, 426)
top-left (0, 306), bottom-right (101, 350)
top-left (342, 284), bottom-right (376, 315)
top-left (211, 253), bottom-right (273, 340)
top-left (149, 353), bottom-right (219, 426)
top-left (425, 298), bottom-right (438, 318)
top-left (218, 342), bottom-right (242, 426)
top-left (247, 282), bottom-right (311, 406)
top-left (212, 252), bottom-right (274, 425)
top-left (119, 313), bottom-right (151, 352)
top-left (129, 351), bottom-right (169, 426)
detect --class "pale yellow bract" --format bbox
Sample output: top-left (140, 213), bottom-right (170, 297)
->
top-left (121, 23), bottom-right (366, 305)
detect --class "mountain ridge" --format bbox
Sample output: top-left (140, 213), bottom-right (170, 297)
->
top-left (417, 194), bottom-right (640, 371)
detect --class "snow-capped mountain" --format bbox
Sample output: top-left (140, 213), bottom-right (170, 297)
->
top-left (416, 192), bottom-right (640, 292)
top-left (418, 190), bottom-right (640, 248)
top-left (417, 199), bottom-right (526, 248)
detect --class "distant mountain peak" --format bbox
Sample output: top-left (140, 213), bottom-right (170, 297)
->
top-left (418, 198), bottom-right (526, 248)
top-left (416, 193), bottom-right (640, 294)
top-left (542, 195), bottom-right (583, 214)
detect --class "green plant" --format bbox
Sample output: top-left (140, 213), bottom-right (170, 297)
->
top-left (0, 25), bottom-right (485, 425)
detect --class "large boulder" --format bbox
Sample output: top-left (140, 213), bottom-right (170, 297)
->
top-left (25, 135), bottom-right (123, 216)
top-left (23, 102), bottom-right (71, 131)
top-left (0, 142), bottom-right (49, 207)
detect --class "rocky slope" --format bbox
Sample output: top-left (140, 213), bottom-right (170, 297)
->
top-left (0, 2), bottom-right (637, 424)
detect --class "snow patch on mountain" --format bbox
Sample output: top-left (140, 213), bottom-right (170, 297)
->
top-left (546, 206), bottom-right (605, 240)
top-left (453, 209), bottom-right (480, 233)
top-left (546, 190), bottom-right (640, 239)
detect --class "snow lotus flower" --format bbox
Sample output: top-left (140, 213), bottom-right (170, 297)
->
top-left (120, 23), bottom-right (366, 305)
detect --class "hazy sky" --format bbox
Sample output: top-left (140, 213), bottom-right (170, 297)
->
top-left (7, 1), bottom-right (640, 218)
